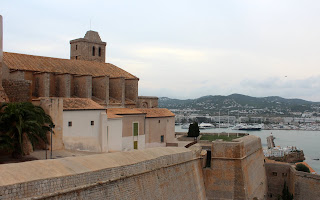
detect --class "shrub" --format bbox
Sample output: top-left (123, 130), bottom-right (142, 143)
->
top-left (187, 122), bottom-right (200, 138)
top-left (295, 163), bottom-right (310, 173)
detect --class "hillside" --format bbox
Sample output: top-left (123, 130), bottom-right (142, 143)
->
top-left (159, 94), bottom-right (320, 116)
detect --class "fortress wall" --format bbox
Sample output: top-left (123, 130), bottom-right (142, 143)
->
top-left (2, 79), bottom-right (31, 102)
top-left (265, 163), bottom-right (292, 199)
top-left (292, 168), bottom-right (320, 200)
top-left (204, 135), bottom-right (267, 200)
top-left (266, 162), bottom-right (320, 200)
top-left (0, 147), bottom-right (206, 200)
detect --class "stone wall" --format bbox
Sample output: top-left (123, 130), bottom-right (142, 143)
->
top-left (125, 79), bottom-right (138, 103)
top-left (33, 98), bottom-right (64, 150)
top-left (73, 75), bottom-right (92, 98)
top-left (34, 72), bottom-right (50, 97)
top-left (265, 162), bottom-right (320, 200)
top-left (0, 147), bottom-right (206, 200)
top-left (2, 79), bottom-right (31, 102)
top-left (55, 74), bottom-right (71, 97)
top-left (109, 77), bottom-right (125, 105)
top-left (203, 135), bottom-right (268, 200)
top-left (138, 96), bottom-right (159, 108)
top-left (92, 76), bottom-right (109, 104)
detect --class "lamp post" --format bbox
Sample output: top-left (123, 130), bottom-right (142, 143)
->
top-left (49, 124), bottom-right (55, 159)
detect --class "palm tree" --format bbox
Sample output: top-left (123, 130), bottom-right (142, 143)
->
top-left (0, 102), bottom-right (54, 158)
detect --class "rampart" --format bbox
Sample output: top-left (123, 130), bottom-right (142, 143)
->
top-left (0, 147), bottom-right (206, 200)
top-left (265, 162), bottom-right (320, 200)
top-left (203, 135), bottom-right (267, 200)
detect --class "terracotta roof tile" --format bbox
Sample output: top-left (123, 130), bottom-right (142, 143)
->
top-left (3, 52), bottom-right (138, 79)
top-left (107, 108), bottom-right (144, 115)
top-left (63, 98), bottom-right (105, 110)
top-left (136, 108), bottom-right (175, 118)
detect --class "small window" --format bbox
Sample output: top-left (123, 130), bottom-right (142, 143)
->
top-left (68, 121), bottom-right (72, 127)
top-left (76, 45), bottom-right (78, 50)
top-left (75, 56), bottom-right (78, 60)
top-left (92, 46), bottom-right (95, 56)
top-left (161, 135), bottom-right (164, 143)
top-left (98, 47), bottom-right (101, 57)
top-left (282, 173), bottom-right (287, 177)
top-left (158, 120), bottom-right (160, 123)
top-left (272, 172), bottom-right (277, 176)
top-left (91, 121), bottom-right (94, 126)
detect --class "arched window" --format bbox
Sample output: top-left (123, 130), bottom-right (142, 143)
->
top-left (92, 46), bottom-right (95, 56)
top-left (98, 47), bottom-right (101, 57)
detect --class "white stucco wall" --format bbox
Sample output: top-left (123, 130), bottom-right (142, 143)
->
top-left (122, 135), bottom-right (145, 151)
top-left (106, 118), bottom-right (123, 152)
top-left (63, 110), bottom-right (104, 152)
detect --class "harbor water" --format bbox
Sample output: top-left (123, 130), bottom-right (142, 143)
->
top-left (176, 125), bottom-right (320, 173)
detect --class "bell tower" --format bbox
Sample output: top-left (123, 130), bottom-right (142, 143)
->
top-left (70, 30), bottom-right (107, 63)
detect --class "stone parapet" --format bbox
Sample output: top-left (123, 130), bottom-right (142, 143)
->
top-left (204, 135), bottom-right (268, 200)
top-left (0, 147), bottom-right (206, 200)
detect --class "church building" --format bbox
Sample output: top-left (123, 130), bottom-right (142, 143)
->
top-left (0, 15), bottom-right (174, 153)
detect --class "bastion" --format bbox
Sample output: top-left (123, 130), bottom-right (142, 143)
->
top-left (0, 147), bottom-right (206, 200)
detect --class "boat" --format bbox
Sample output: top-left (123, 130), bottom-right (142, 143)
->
top-left (232, 124), bottom-right (262, 131)
top-left (181, 124), bottom-right (190, 129)
top-left (199, 123), bottom-right (215, 129)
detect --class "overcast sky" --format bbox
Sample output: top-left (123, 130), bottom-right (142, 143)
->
top-left (1, 1), bottom-right (320, 101)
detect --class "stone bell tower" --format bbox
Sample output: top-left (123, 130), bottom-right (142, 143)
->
top-left (0, 15), bottom-right (9, 102)
top-left (70, 30), bottom-right (107, 63)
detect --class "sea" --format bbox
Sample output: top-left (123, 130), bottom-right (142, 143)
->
top-left (175, 125), bottom-right (320, 173)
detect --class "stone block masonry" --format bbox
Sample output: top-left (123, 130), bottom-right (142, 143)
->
top-left (2, 79), bottom-right (31, 102)
top-left (204, 135), bottom-right (268, 200)
top-left (266, 162), bottom-right (320, 200)
top-left (92, 76), bottom-right (109, 104)
top-left (0, 147), bottom-right (206, 200)
top-left (73, 75), bottom-right (92, 98)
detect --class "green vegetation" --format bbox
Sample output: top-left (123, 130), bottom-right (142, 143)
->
top-left (0, 102), bottom-right (54, 158)
top-left (200, 134), bottom-right (241, 142)
top-left (187, 122), bottom-right (200, 137)
top-left (278, 181), bottom-right (293, 200)
top-left (295, 163), bottom-right (310, 173)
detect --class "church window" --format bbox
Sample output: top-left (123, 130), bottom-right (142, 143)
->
top-left (92, 46), bottom-right (95, 56)
top-left (99, 47), bottom-right (101, 57)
